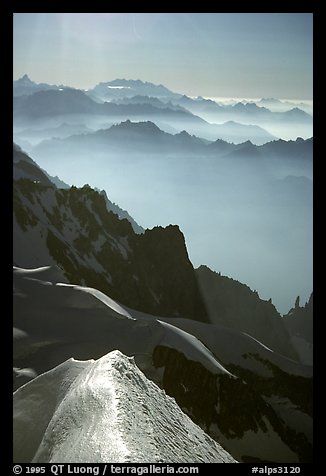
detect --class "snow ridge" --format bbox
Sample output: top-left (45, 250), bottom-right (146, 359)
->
top-left (14, 351), bottom-right (237, 463)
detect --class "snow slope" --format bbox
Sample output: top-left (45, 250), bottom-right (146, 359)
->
top-left (13, 266), bottom-right (231, 378)
top-left (14, 177), bottom-right (208, 323)
top-left (13, 267), bottom-right (312, 462)
top-left (14, 350), bottom-right (237, 463)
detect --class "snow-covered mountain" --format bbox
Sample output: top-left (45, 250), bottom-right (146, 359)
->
top-left (13, 266), bottom-right (312, 463)
top-left (14, 350), bottom-right (237, 463)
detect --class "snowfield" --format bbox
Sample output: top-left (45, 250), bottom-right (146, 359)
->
top-left (14, 350), bottom-right (237, 463)
top-left (13, 266), bottom-right (312, 463)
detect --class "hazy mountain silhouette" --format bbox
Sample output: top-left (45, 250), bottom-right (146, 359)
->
top-left (14, 88), bottom-right (276, 145)
top-left (14, 88), bottom-right (99, 118)
top-left (14, 76), bottom-right (312, 144)
top-left (256, 98), bottom-right (313, 115)
top-left (173, 94), bottom-right (312, 123)
top-left (15, 122), bottom-right (93, 145)
top-left (111, 95), bottom-right (185, 111)
top-left (13, 74), bottom-right (63, 96)
top-left (261, 137), bottom-right (313, 160)
top-left (87, 78), bottom-right (182, 102)
top-left (107, 95), bottom-right (277, 144)
top-left (31, 120), bottom-right (207, 157)
top-left (170, 93), bottom-right (312, 140)
top-left (31, 120), bottom-right (312, 162)
top-left (13, 79), bottom-right (313, 314)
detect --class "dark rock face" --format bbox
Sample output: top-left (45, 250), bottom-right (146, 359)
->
top-left (131, 225), bottom-right (207, 319)
top-left (13, 261), bottom-right (312, 463)
top-left (195, 265), bottom-right (297, 360)
top-left (153, 345), bottom-right (312, 463)
top-left (13, 148), bottom-right (312, 463)
top-left (284, 293), bottom-right (313, 344)
top-left (13, 180), bottom-right (208, 322)
top-left (283, 294), bottom-right (313, 365)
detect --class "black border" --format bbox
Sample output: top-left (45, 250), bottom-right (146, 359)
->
top-left (8, 5), bottom-right (318, 471)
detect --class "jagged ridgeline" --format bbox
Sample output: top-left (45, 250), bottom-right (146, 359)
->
top-left (195, 265), bottom-right (298, 359)
top-left (13, 145), bottom-right (208, 322)
top-left (13, 267), bottom-right (312, 463)
top-left (13, 144), bottom-right (312, 463)
top-left (13, 143), bottom-right (301, 356)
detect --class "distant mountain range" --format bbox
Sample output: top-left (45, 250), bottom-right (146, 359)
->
top-left (13, 144), bottom-right (209, 322)
top-left (13, 74), bottom-right (64, 96)
top-left (13, 75), bottom-right (313, 463)
top-left (14, 87), bottom-right (277, 145)
top-left (31, 119), bottom-right (312, 162)
top-left (171, 94), bottom-right (312, 140)
top-left (13, 76), bottom-right (313, 144)
top-left (172, 94), bottom-right (312, 124)
top-left (13, 78), bottom-right (313, 145)
top-left (13, 144), bottom-right (312, 462)
top-left (15, 122), bottom-right (93, 145)
top-left (86, 78), bottom-right (182, 102)
top-left (14, 76), bottom-right (312, 124)
top-left (255, 98), bottom-right (313, 115)
top-left (14, 143), bottom-right (301, 357)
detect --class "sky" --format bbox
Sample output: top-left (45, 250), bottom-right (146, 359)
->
top-left (13, 13), bottom-right (313, 99)
top-left (13, 12), bottom-right (313, 314)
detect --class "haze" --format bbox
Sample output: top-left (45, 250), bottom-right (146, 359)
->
top-left (13, 13), bottom-right (312, 99)
top-left (13, 13), bottom-right (313, 314)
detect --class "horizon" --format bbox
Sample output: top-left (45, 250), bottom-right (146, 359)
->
top-left (13, 73), bottom-right (314, 104)
top-left (13, 12), bottom-right (313, 316)
top-left (13, 13), bottom-right (313, 100)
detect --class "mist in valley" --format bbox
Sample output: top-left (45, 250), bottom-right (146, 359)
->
top-left (13, 13), bottom-right (314, 464)
top-left (22, 118), bottom-right (312, 315)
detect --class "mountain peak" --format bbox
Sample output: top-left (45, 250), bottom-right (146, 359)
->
top-left (177, 130), bottom-right (191, 137)
top-left (240, 139), bottom-right (254, 146)
top-left (117, 120), bottom-right (162, 134)
top-left (16, 74), bottom-right (34, 85)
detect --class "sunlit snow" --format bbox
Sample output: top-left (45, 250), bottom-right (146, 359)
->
top-left (14, 351), bottom-right (237, 463)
